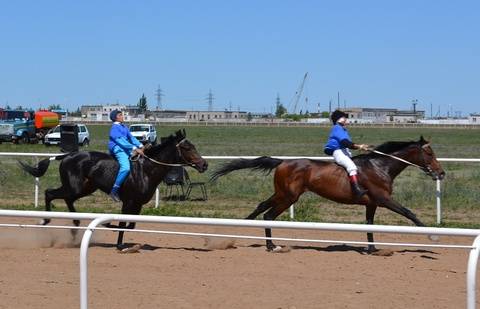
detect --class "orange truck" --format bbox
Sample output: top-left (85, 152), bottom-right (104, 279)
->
top-left (0, 109), bottom-right (60, 144)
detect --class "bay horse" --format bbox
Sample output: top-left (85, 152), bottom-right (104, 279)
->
top-left (211, 136), bottom-right (445, 252)
top-left (19, 129), bottom-right (208, 249)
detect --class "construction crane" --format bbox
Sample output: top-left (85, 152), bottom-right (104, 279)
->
top-left (291, 72), bottom-right (308, 114)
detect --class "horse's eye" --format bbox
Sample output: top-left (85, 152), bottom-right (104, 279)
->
top-left (424, 148), bottom-right (433, 155)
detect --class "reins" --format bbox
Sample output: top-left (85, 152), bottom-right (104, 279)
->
top-left (143, 155), bottom-right (194, 167)
top-left (370, 150), bottom-right (422, 169)
top-left (369, 144), bottom-right (430, 171)
top-left (130, 138), bottom-right (196, 168)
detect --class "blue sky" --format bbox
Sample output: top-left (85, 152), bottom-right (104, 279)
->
top-left (1, 1), bottom-right (478, 116)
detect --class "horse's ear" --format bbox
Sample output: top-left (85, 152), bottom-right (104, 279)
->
top-left (419, 135), bottom-right (430, 144)
top-left (182, 128), bottom-right (186, 137)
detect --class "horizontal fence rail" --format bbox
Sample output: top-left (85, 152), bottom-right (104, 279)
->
top-left (1, 152), bottom-right (480, 223)
top-left (0, 210), bottom-right (480, 309)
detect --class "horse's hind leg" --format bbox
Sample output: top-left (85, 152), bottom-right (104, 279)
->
top-left (65, 199), bottom-right (81, 239)
top-left (245, 195), bottom-right (275, 220)
top-left (365, 204), bottom-right (378, 253)
top-left (262, 195), bottom-right (299, 251)
top-left (42, 187), bottom-right (68, 225)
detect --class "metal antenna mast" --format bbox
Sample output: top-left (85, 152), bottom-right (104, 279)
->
top-left (155, 85), bottom-right (164, 110)
top-left (206, 89), bottom-right (214, 111)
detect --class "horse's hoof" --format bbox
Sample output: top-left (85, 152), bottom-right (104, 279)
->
top-left (39, 219), bottom-right (50, 225)
top-left (267, 245), bottom-right (290, 253)
top-left (118, 244), bottom-right (141, 254)
top-left (428, 235), bottom-right (440, 242)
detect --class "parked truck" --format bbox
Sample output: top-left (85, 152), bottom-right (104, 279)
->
top-left (0, 109), bottom-right (60, 144)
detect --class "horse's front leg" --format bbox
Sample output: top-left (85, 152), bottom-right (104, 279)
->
top-left (365, 204), bottom-right (378, 253)
top-left (380, 198), bottom-right (425, 227)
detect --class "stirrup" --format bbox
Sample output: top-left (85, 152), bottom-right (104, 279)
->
top-left (110, 191), bottom-right (121, 202)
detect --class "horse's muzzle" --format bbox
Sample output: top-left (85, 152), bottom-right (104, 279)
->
top-left (194, 160), bottom-right (208, 173)
top-left (427, 169), bottom-right (445, 181)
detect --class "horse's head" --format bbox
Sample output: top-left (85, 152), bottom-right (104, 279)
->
top-left (173, 129), bottom-right (208, 173)
top-left (413, 136), bottom-right (445, 180)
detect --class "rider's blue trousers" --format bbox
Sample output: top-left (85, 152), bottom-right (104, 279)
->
top-left (112, 149), bottom-right (130, 190)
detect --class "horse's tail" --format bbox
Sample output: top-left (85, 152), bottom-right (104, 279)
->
top-left (18, 154), bottom-right (68, 178)
top-left (210, 156), bottom-right (283, 181)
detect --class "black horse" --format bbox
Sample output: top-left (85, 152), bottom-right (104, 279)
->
top-left (19, 129), bottom-right (208, 249)
top-left (211, 137), bottom-right (445, 252)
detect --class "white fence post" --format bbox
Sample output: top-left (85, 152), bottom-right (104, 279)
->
top-left (467, 235), bottom-right (480, 309)
top-left (34, 156), bottom-right (39, 208)
top-left (289, 204), bottom-right (294, 219)
top-left (436, 179), bottom-right (442, 225)
top-left (80, 215), bottom-right (115, 309)
top-left (34, 177), bottom-right (39, 208)
top-left (155, 187), bottom-right (160, 208)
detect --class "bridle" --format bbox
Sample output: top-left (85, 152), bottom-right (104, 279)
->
top-left (132, 138), bottom-right (197, 168)
top-left (371, 143), bottom-right (434, 174)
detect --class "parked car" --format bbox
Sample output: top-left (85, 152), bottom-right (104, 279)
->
top-left (44, 124), bottom-right (90, 146)
top-left (129, 124), bottom-right (157, 144)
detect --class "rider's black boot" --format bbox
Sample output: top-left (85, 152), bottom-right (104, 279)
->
top-left (349, 175), bottom-right (367, 198)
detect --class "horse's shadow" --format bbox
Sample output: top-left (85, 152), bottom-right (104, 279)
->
top-left (91, 242), bottom-right (212, 252)
top-left (91, 242), bottom-right (438, 258)
top-left (249, 243), bottom-right (438, 257)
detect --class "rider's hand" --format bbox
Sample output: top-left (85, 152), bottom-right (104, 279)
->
top-left (358, 144), bottom-right (369, 151)
top-left (135, 147), bottom-right (144, 156)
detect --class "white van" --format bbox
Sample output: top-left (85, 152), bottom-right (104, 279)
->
top-left (129, 124), bottom-right (157, 144)
top-left (44, 124), bottom-right (90, 146)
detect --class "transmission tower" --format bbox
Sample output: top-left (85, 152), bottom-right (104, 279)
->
top-left (206, 89), bottom-right (214, 111)
top-left (155, 85), bottom-right (164, 110)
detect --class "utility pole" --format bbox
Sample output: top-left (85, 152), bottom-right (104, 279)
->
top-left (155, 85), bottom-right (164, 110)
top-left (206, 89), bottom-right (214, 111)
top-left (412, 99), bottom-right (418, 113)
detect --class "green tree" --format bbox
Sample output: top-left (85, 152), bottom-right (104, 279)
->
top-left (275, 103), bottom-right (287, 117)
top-left (69, 107), bottom-right (82, 117)
top-left (48, 104), bottom-right (62, 110)
top-left (138, 94), bottom-right (148, 112)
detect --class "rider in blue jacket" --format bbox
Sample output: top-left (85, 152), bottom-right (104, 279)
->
top-left (108, 110), bottom-right (144, 202)
top-left (324, 110), bottom-right (369, 198)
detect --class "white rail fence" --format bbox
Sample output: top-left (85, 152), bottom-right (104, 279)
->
top-left (0, 210), bottom-right (479, 309)
top-left (1, 152), bottom-right (480, 224)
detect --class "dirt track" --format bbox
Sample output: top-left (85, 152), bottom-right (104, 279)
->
top-left (0, 218), bottom-right (477, 309)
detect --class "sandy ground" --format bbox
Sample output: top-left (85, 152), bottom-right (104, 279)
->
top-left (0, 217), bottom-right (478, 309)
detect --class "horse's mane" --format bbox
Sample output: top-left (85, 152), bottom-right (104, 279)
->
top-left (144, 130), bottom-right (185, 157)
top-left (373, 140), bottom-right (418, 154)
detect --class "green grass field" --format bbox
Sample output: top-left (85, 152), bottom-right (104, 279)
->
top-left (1, 124), bottom-right (479, 228)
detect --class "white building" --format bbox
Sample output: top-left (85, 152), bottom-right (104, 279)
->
top-left (81, 104), bottom-right (128, 121)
